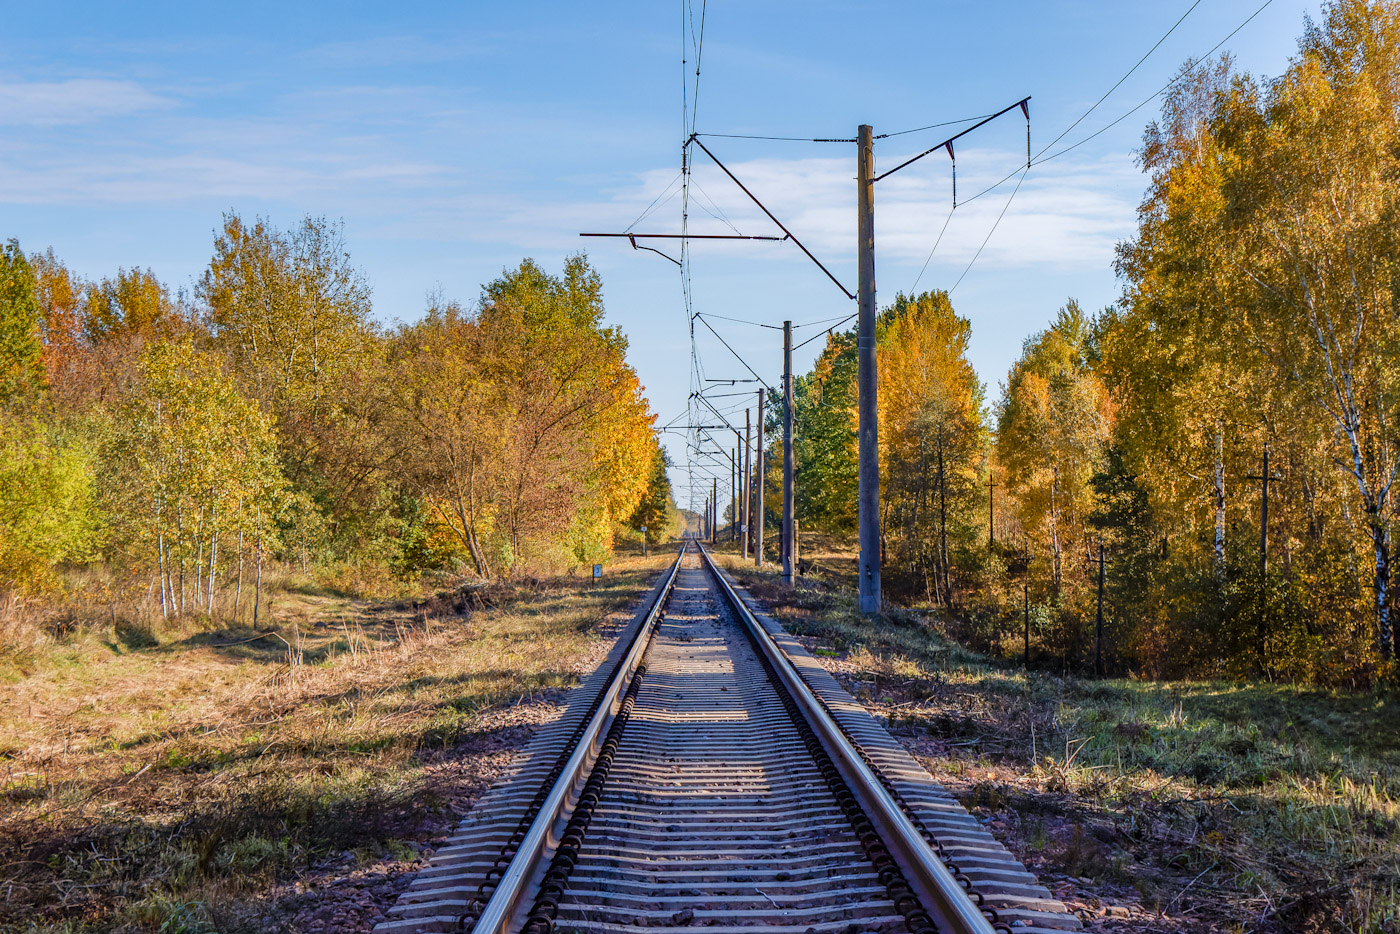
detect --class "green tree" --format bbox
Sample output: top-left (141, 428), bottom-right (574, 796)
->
top-left (110, 338), bottom-right (285, 618)
top-left (390, 257), bottom-right (656, 577)
top-left (84, 267), bottom-right (179, 341)
top-left (200, 213), bottom-right (385, 532)
top-left (629, 447), bottom-right (679, 545)
top-left (790, 330), bottom-right (858, 534)
top-left (995, 301), bottom-right (1113, 595)
top-left (0, 239), bottom-right (44, 403)
top-left (0, 416), bottom-right (100, 597)
top-left (877, 291), bottom-right (987, 605)
top-left (1108, 0), bottom-right (1400, 667)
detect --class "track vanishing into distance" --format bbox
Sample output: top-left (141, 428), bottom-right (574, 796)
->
top-left (378, 543), bottom-right (1078, 934)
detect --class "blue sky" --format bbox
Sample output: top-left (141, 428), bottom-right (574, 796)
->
top-left (0, 1), bottom-right (1318, 512)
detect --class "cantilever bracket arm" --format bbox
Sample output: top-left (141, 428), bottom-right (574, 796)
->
top-left (692, 314), bottom-right (774, 390)
top-left (685, 134), bottom-right (855, 301)
top-left (873, 96), bottom-right (1031, 182)
top-left (581, 233), bottom-right (788, 240)
top-left (628, 233), bottom-right (680, 266)
top-left (579, 232), bottom-right (791, 268)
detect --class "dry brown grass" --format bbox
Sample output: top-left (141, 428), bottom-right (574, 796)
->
top-left (0, 552), bottom-right (673, 933)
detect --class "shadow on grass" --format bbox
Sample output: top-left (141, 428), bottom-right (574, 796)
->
top-left (0, 765), bottom-right (450, 931)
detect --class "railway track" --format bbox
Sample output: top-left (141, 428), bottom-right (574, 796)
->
top-left (378, 542), bottom-right (1078, 934)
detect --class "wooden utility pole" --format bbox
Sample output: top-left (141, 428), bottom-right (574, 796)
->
top-left (783, 320), bottom-right (795, 586)
top-left (1094, 540), bottom-right (1105, 677)
top-left (755, 389), bottom-right (765, 566)
top-left (856, 124), bottom-right (881, 614)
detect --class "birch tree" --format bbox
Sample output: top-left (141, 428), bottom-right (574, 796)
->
top-left (1212, 0), bottom-right (1400, 657)
top-left (995, 302), bottom-right (1114, 595)
top-left (111, 338), bottom-right (284, 618)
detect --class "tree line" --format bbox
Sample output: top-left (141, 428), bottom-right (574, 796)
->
top-left (774, 0), bottom-right (1398, 685)
top-left (0, 215), bottom-right (678, 623)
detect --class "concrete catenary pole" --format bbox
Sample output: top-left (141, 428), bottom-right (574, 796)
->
top-left (856, 124), bottom-right (881, 614)
top-left (783, 320), bottom-right (795, 586)
top-left (743, 409), bottom-right (752, 561)
top-left (755, 389), bottom-right (765, 566)
top-left (736, 430), bottom-right (746, 552)
top-left (733, 448), bottom-right (744, 543)
top-left (711, 478), bottom-right (718, 545)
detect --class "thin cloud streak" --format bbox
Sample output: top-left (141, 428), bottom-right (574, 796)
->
top-left (0, 78), bottom-right (176, 125)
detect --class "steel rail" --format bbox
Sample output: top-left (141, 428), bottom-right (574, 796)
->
top-left (468, 542), bottom-right (688, 934)
top-left (695, 543), bottom-right (998, 934)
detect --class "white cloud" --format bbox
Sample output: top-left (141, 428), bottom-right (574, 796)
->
top-left (0, 78), bottom-right (175, 126)
top-left (0, 73), bottom-right (1144, 283)
top-left (499, 146), bottom-right (1144, 275)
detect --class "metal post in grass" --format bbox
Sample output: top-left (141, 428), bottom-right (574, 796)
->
top-left (1094, 540), bottom-right (1105, 677)
top-left (755, 388), bottom-right (765, 566)
top-left (1023, 584), bottom-right (1030, 668)
top-left (782, 320), bottom-right (795, 586)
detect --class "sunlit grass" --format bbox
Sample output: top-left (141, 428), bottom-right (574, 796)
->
top-left (0, 552), bottom-right (672, 932)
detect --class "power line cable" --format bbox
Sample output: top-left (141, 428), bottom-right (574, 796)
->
top-left (909, 0), bottom-right (1275, 295)
top-left (625, 171), bottom-right (684, 233)
top-left (792, 312), bottom-right (858, 329)
top-left (951, 165), bottom-right (1029, 293)
top-left (697, 312), bottom-right (782, 329)
top-left (1035, 0), bottom-right (1277, 165)
top-left (694, 132), bottom-right (855, 142)
top-left (694, 112), bottom-right (996, 143)
top-left (689, 176), bottom-right (745, 235)
top-left (688, 0), bottom-right (707, 138)
top-left (877, 113), bottom-right (995, 139)
top-left (793, 313), bottom-right (857, 351)
top-left (694, 313), bottom-right (775, 389)
top-left (909, 204), bottom-right (956, 293)
top-left (1034, 0), bottom-right (1204, 160)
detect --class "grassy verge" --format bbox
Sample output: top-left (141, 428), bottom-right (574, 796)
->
top-left (711, 552), bottom-right (1400, 934)
top-left (0, 552), bottom-right (673, 933)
